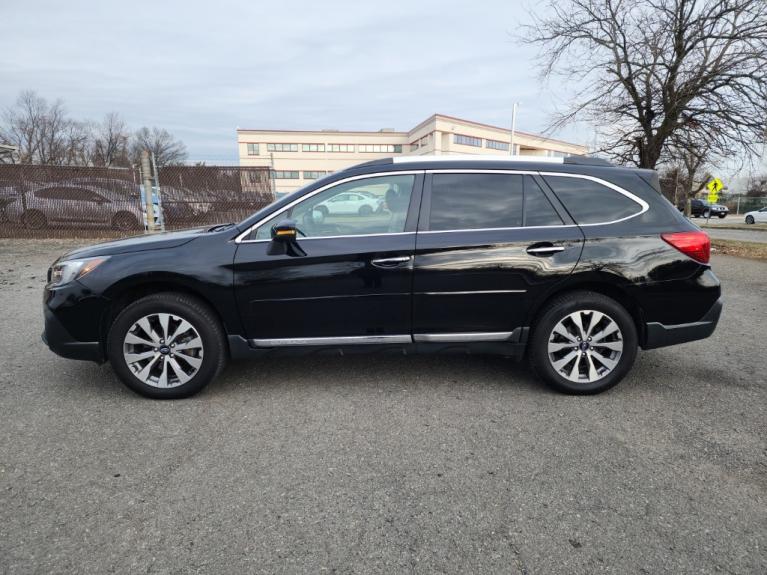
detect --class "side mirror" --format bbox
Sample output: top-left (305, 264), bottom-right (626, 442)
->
top-left (271, 219), bottom-right (298, 242)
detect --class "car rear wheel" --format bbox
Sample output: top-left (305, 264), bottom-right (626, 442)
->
top-left (529, 291), bottom-right (638, 394)
top-left (746, 216), bottom-right (755, 224)
top-left (106, 292), bottom-right (227, 399)
top-left (22, 209), bottom-right (47, 229)
top-left (112, 211), bottom-right (140, 231)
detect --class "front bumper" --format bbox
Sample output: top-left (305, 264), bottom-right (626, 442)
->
top-left (643, 297), bottom-right (723, 350)
top-left (42, 305), bottom-right (104, 362)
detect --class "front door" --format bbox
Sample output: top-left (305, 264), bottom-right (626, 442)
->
top-left (412, 171), bottom-right (584, 340)
top-left (233, 172), bottom-right (422, 344)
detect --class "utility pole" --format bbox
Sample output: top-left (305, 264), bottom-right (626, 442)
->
top-left (141, 150), bottom-right (156, 232)
top-left (269, 152), bottom-right (277, 198)
top-left (151, 151), bottom-right (165, 233)
top-left (509, 103), bottom-right (519, 156)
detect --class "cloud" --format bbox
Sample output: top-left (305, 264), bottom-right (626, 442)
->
top-left (0, 0), bottom-right (588, 162)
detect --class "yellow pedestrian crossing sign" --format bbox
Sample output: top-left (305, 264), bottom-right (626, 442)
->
top-left (707, 178), bottom-right (723, 203)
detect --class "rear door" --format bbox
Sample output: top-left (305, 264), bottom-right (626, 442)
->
top-left (412, 171), bottom-right (584, 341)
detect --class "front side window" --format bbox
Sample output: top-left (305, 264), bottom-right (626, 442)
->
top-left (543, 175), bottom-right (643, 224)
top-left (252, 174), bottom-right (415, 240)
top-left (428, 173), bottom-right (523, 231)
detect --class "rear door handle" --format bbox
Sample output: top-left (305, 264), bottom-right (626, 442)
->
top-left (370, 256), bottom-right (412, 268)
top-left (526, 243), bottom-right (565, 256)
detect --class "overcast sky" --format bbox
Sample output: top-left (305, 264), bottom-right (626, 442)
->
top-left (2, 0), bottom-right (589, 163)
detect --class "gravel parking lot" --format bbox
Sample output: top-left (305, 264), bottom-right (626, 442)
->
top-left (1, 239), bottom-right (765, 574)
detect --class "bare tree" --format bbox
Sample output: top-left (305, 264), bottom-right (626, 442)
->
top-left (523, 0), bottom-right (767, 169)
top-left (131, 126), bottom-right (187, 167)
top-left (90, 112), bottom-right (130, 167)
top-left (0, 90), bottom-right (91, 166)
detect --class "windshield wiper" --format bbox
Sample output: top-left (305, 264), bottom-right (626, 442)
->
top-left (206, 223), bottom-right (236, 232)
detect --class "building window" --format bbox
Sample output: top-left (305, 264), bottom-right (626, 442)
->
top-left (272, 170), bottom-right (300, 179)
top-left (267, 143), bottom-right (299, 152)
top-left (410, 141), bottom-right (420, 151)
top-left (548, 150), bottom-right (567, 158)
top-left (303, 170), bottom-right (327, 180)
top-left (485, 139), bottom-right (509, 151)
top-left (302, 143), bottom-right (325, 152)
top-left (454, 134), bottom-right (482, 147)
top-left (358, 144), bottom-right (401, 153)
top-left (246, 143), bottom-right (259, 155)
top-left (327, 144), bottom-right (355, 152)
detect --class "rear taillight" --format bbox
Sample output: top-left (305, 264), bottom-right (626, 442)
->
top-left (661, 231), bottom-right (710, 264)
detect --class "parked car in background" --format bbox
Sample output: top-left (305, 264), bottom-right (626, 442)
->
top-left (690, 199), bottom-right (728, 218)
top-left (315, 191), bottom-right (383, 217)
top-left (744, 207), bottom-right (767, 224)
top-left (6, 183), bottom-right (143, 230)
top-left (42, 155), bottom-right (722, 399)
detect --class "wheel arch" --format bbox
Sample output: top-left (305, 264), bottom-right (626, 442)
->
top-left (525, 278), bottom-right (646, 346)
top-left (99, 274), bottom-right (232, 353)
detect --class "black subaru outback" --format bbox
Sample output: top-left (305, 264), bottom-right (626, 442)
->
top-left (42, 155), bottom-right (722, 398)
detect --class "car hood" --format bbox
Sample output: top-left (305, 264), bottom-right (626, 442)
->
top-left (60, 228), bottom-right (209, 260)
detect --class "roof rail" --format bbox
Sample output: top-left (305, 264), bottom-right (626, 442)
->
top-left (563, 155), bottom-right (613, 166)
top-left (392, 155), bottom-right (565, 164)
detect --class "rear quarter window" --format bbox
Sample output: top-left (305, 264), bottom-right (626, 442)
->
top-left (543, 175), bottom-right (643, 224)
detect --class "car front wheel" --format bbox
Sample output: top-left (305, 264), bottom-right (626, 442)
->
top-left (529, 291), bottom-right (638, 394)
top-left (106, 292), bottom-right (227, 399)
top-left (746, 216), bottom-right (755, 224)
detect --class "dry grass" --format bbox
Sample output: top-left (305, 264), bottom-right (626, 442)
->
top-left (711, 239), bottom-right (767, 262)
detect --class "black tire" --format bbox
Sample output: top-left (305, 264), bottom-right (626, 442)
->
top-left (106, 292), bottom-right (227, 399)
top-left (746, 216), bottom-right (754, 224)
top-left (22, 209), bottom-right (47, 229)
top-left (718, 214), bottom-right (726, 219)
top-left (112, 211), bottom-right (140, 231)
top-left (528, 291), bottom-right (638, 395)
top-left (703, 210), bottom-right (710, 218)
top-left (358, 204), bottom-right (373, 216)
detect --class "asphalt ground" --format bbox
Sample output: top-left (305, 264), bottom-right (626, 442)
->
top-left (1, 240), bottom-right (765, 574)
top-left (702, 227), bottom-right (767, 244)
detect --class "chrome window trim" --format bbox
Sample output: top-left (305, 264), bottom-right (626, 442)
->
top-left (235, 168), bottom-right (649, 243)
top-left (538, 171), bottom-right (649, 225)
top-left (235, 170), bottom-right (424, 244)
top-left (250, 334), bottom-right (412, 347)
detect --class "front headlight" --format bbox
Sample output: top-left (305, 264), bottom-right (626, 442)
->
top-left (47, 256), bottom-right (109, 287)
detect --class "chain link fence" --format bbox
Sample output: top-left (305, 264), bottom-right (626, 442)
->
top-left (0, 164), bottom-right (274, 238)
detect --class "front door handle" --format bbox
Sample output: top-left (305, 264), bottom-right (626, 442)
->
top-left (526, 243), bottom-right (565, 256)
top-left (370, 256), bottom-right (412, 268)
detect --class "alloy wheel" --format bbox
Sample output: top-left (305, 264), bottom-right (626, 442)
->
top-left (547, 310), bottom-right (624, 384)
top-left (122, 312), bottom-right (204, 388)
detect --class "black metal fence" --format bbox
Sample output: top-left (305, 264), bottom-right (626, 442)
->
top-left (0, 164), bottom-right (274, 238)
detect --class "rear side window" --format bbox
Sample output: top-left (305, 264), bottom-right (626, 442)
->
top-left (543, 176), bottom-right (643, 224)
top-left (524, 176), bottom-right (563, 226)
top-left (428, 173), bottom-right (523, 230)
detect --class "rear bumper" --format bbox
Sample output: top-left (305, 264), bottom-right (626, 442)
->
top-left (643, 297), bottom-right (723, 350)
top-left (42, 305), bottom-right (104, 362)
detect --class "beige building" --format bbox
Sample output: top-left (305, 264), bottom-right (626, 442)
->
top-left (237, 113), bottom-right (588, 195)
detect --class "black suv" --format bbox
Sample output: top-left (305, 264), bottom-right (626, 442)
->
top-left (43, 156), bottom-right (722, 398)
top-left (690, 198), bottom-right (728, 218)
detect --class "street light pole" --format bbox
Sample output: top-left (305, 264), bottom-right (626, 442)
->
top-left (509, 103), bottom-right (518, 156)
